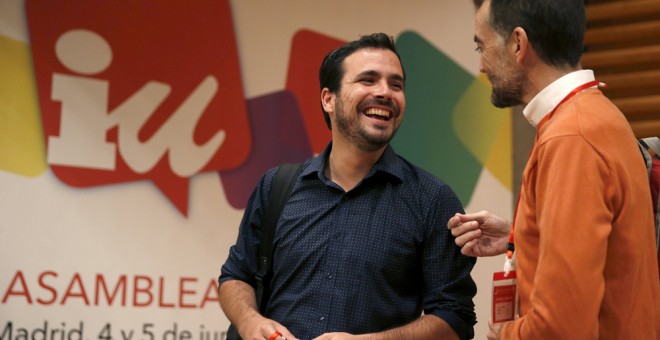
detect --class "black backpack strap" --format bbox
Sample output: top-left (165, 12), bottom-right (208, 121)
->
top-left (254, 162), bottom-right (303, 312)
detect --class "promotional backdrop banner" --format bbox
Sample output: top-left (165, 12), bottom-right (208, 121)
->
top-left (0, 1), bottom-right (511, 339)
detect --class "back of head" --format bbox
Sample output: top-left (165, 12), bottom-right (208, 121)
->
top-left (474, 0), bottom-right (585, 69)
top-left (318, 33), bottom-right (403, 129)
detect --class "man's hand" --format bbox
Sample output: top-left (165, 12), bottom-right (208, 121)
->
top-left (447, 211), bottom-right (510, 257)
top-left (219, 280), bottom-right (297, 340)
top-left (313, 332), bottom-right (363, 340)
top-left (487, 321), bottom-right (507, 340)
top-left (239, 314), bottom-right (297, 340)
top-left (312, 314), bottom-right (458, 340)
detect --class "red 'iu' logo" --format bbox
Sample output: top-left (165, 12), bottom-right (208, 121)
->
top-left (26, 0), bottom-right (251, 215)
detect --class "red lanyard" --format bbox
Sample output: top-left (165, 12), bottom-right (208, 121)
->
top-left (504, 80), bottom-right (600, 273)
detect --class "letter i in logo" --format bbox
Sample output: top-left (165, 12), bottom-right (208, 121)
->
top-left (48, 29), bottom-right (116, 170)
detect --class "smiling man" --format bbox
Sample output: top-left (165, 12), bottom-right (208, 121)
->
top-left (218, 33), bottom-right (477, 340)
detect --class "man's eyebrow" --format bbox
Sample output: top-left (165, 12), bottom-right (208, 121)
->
top-left (474, 35), bottom-right (482, 44)
top-left (389, 73), bottom-right (405, 83)
top-left (355, 70), bottom-right (405, 83)
top-left (355, 70), bottom-right (380, 78)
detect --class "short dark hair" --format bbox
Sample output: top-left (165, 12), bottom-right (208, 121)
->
top-left (473, 0), bottom-right (585, 69)
top-left (318, 33), bottom-right (404, 129)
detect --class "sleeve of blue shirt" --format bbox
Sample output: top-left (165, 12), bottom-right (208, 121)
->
top-left (422, 183), bottom-right (477, 340)
top-left (219, 168), bottom-right (276, 288)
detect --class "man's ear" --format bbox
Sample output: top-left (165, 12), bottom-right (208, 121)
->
top-left (511, 27), bottom-right (529, 65)
top-left (321, 88), bottom-right (335, 114)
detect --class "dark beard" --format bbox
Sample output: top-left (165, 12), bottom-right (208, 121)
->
top-left (490, 72), bottom-right (526, 108)
top-left (335, 98), bottom-right (399, 152)
top-left (357, 124), bottom-right (399, 151)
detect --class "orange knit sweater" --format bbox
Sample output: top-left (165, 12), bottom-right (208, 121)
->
top-left (501, 89), bottom-right (660, 339)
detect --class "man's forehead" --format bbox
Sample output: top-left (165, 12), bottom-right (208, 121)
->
top-left (343, 48), bottom-right (403, 75)
top-left (475, 0), bottom-right (490, 27)
top-left (345, 48), bottom-right (394, 62)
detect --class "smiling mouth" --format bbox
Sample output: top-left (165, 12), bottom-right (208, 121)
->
top-left (363, 108), bottom-right (391, 121)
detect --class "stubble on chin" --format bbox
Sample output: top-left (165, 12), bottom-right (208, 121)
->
top-left (335, 100), bottom-right (400, 152)
top-left (490, 76), bottom-right (526, 108)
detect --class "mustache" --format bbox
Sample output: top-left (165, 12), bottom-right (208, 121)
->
top-left (357, 98), bottom-right (400, 115)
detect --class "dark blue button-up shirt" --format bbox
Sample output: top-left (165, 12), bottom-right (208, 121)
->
top-left (219, 144), bottom-right (476, 339)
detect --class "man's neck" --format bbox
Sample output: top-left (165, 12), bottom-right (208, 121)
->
top-left (325, 138), bottom-right (386, 192)
top-left (522, 64), bottom-right (581, 106)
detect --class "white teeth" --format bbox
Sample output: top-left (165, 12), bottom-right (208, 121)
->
top-left (364, 108), bottom-right (390, 118)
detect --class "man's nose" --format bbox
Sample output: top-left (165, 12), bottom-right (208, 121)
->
top-left (373, 80), bottom-right (392, 100)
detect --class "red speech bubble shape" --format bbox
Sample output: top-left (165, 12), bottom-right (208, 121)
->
top-left (26, 0), bottom-right (251, 216)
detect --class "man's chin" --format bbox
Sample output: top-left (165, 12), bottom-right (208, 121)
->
top-left (491, 93), bottom-right (522, 109)
top-left (491, 100), bottom-right (509, 109)
top-left (355, 134), bottom-right (389, 152)
top-left (365, 134), bottom-right (397, 151)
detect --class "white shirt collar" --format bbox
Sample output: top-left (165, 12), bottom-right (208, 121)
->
top-left (522, 70), bottom-right (596, 127)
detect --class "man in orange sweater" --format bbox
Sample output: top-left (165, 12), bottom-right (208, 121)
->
top-left (448, 0), bottom-right (660, 338)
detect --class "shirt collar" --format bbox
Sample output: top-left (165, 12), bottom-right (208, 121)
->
top-left (523, 69), bottom-right (596, 127)
top-left (305, 143), bottom-right (404, 184)
top-left (370, 145), bottom-right (404, 183)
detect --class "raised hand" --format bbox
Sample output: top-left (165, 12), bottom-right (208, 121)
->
top-left (447, 211), bottom-right (511, 257)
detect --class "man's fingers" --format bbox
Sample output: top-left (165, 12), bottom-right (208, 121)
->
top-left (449, 220), bottom-right (480, 237)
top-left (456, 210), bottom-right (489, 222)
top-left (461, 238), bottom-right (478, 256)
top-left (454, 228), bottom-right (482, 247)
top-left (447, 213), bottom-right (463, 228)
top-left (277, 325), bottom-right (296, 340)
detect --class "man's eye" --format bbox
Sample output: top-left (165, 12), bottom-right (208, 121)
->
top-left (475, 46), bottom-right (483, 54)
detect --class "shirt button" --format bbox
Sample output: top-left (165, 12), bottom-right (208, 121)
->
top-left (319, 316), bottom-right (325, 321)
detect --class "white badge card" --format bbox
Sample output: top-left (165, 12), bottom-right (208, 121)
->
top-left (492, 271), bottom-right (517, 324)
